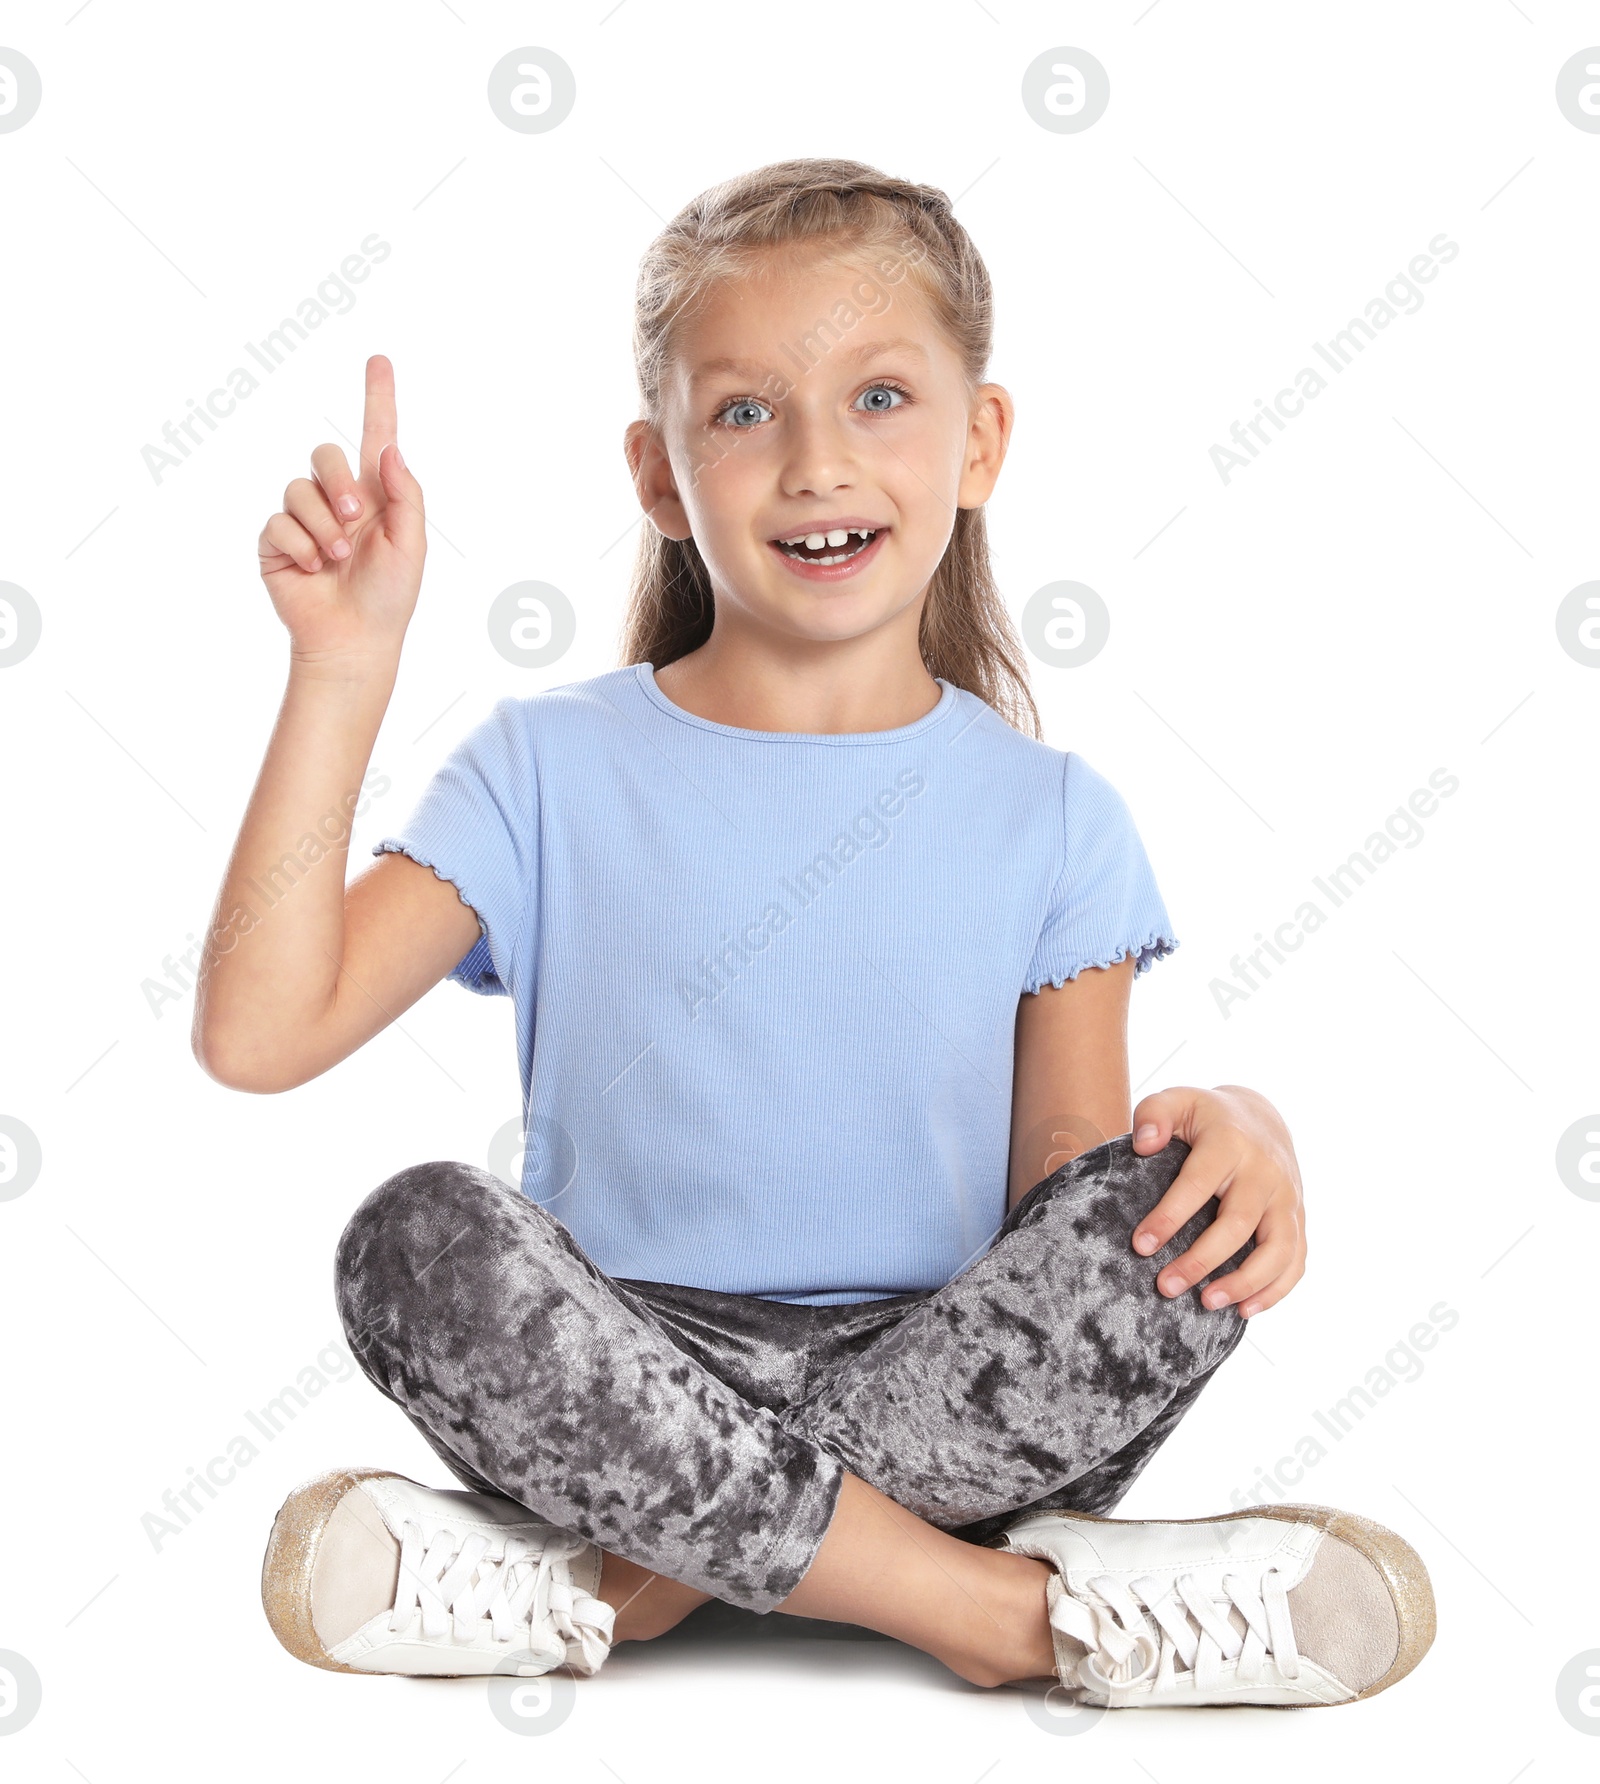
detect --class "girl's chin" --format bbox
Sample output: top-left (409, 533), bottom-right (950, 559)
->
top-left (770, 596), bottom-right (911, 648)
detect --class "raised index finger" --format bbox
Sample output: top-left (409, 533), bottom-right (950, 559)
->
top-left (359, 354), bottom-right (398, 478)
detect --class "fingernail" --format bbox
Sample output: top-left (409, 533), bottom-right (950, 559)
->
top-left (390, 443), bottom-right (405, 472)
top-left (1135, 1124), bottom-right (1160, 1146)
top-left (1133, 1231), bottom-right (1159, 1255)
top-left (338, 494), bottom-right (361, 517)
top-left (1160, 1274), bottom-right (1185, 1295)
top-left (308, 555), bottom-right (322, 571)
top-left (1203, 1287), bottom-right (1228, 1309)
top-left (329, 537), bottom-right (351, 560)
top-left (1239, 1301), bottom-right (1260, 1318)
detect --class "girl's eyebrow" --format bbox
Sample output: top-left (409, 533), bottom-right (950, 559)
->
top-left (689, 336), bottom-right (930, 386)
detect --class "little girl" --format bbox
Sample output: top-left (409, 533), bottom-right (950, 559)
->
top-left (199, 159), bottom-right (1435, 1707)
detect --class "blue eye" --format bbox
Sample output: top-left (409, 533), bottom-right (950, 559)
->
top-left (854, 382), bottom-right (909, 413)
top-left (715, 397), bottom-right (773, 429)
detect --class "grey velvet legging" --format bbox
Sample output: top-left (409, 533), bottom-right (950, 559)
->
top-left (334, 1133), bottom-right (1252, 1616)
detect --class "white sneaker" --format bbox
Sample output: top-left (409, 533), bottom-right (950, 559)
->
top-left (991, 1501), bottom-right (1435, 1707)
top-left (260, 1468), bottom-right (616, 1678)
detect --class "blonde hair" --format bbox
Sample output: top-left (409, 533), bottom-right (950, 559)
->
top-left (619, 156), bottom-right (1041, 740)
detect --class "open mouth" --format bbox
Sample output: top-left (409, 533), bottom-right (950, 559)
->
top-left (771, 526), bottom-right (882, 567)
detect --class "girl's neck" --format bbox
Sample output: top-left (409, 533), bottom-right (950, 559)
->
top-left (651, 627), bottom-right (943, 737)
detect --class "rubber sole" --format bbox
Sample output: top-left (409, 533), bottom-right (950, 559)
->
top-left (990, 1499), bottom-right (1436, 1705)
top-left (260, 1466), bottom-right (406, 1675)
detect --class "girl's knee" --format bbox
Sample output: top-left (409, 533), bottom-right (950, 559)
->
top-left (1010, 1130), bottom-right (1252, 1330)
top-left (345, 1158), bottom-right (508, 1235)
top-left (334, 1159), bottom-right (575, 1357)
top-left (334, 1161), bottom-right (510, 1338)
top-left (1091, 1133), bottom-right (1254, 1279)
top-left (1019, 1130), bottom-right (1193, 1240)
top-left (338, 1159), bottom-right (518, 1266)
top-left (1102, 1129), bottom-right (1191, 1200)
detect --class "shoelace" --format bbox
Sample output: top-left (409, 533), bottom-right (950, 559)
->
top-left (388, 1519), bottom-right (616, 1672)
top-left (1049, 1564), bottom-right (1301, 1698)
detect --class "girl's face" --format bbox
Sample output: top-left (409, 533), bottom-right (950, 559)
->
top-left (626, 247), bottom-right (1012, 649)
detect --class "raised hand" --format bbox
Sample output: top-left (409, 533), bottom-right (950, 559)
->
top-left (257, 354), bottom-right (427, 671)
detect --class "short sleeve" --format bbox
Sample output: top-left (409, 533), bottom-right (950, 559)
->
top-left (371, 696), bottom-right (537, 999)
top-left (1023, 751), bottom-right (1179, 994)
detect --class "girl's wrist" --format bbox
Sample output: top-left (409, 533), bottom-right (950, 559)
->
top-left (288, 642), bottom-right (403, 690)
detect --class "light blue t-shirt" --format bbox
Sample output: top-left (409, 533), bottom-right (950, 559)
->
top-left (373, 662), bottom-right (1177, 1304)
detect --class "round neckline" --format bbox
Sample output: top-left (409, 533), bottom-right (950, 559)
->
top-left (635, 662), bottom-right (959, 745)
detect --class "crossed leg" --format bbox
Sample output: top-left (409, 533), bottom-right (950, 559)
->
top-left (335, 1133), bottom-right (1249, 1685)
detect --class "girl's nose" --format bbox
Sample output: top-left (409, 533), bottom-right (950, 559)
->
top-left (778, 408), bottom-right (860, 495)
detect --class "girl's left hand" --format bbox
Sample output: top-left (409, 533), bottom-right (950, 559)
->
top-left (1127, 1084), bottom-right (1306, 1318)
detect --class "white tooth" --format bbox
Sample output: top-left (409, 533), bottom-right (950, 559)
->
top-left (825, 529), bottom-right (849, 548)
top-left (804, 533), bottom-right (826, 550)
top-left (854, 529), bottom-right (870, 539)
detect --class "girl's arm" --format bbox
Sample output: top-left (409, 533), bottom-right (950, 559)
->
top-left (1008, 968), bottom-right (1308, 1318)
top-left (191, 356), bottom-right (480, 1094)
top-left (1007, 957), bottom-right (1136, 1205)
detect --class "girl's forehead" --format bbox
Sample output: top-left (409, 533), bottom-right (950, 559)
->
top-left (693, 242), bottom-right (925, 319)
top-left (671, 252), bottom-right (946, 383)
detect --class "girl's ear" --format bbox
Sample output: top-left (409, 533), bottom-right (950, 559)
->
top-left (956, 382), bottom-right (1015, 510)
top-left (623, 418), bottom-right (693, 541)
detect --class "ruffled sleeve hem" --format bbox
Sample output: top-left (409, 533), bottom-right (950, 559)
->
top-left (1021, 931), bottom-right (1180, 995)
top-left (371, 839), bottom-right (508, 997)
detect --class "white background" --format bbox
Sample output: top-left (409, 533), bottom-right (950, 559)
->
top-left (2, 1), bottom-right (1595, 1776)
